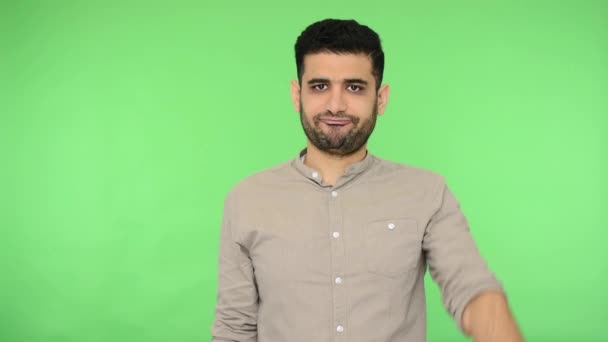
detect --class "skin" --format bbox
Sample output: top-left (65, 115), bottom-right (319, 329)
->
top-left (463, 291), bottom-right (525, 341)
top-left (290, 52), bottom-right (389, 186)
top-left (290, 52), bottom-right (524, 341)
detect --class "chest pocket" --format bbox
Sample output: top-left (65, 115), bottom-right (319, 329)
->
top-left (363, 218), bottom-right (421, 277)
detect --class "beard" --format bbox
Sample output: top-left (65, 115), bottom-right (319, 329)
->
top-left (299, 99), bottom-right (378, 157)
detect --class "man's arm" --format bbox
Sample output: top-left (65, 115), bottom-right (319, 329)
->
top-left (462, 291), bottom-right (524, 342)
top-left (422, 178), bottom-right (523, 341)
top-left (211, 192), bottom-right (258, 342)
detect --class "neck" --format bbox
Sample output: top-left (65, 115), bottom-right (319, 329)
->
top-left (303, 143), bottom-right (367, 186)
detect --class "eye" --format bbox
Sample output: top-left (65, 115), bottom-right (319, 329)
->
top-left (312, 84), bottom-right (328, 91)
top-left (347, 84), bottom-right (364, 92)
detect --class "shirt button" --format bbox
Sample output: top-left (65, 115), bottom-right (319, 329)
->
top-left (335, 276), bottom-right (343, 284)
top-left (312, 172), bottom-right (319, 178)
top-left (332, 231), bottom-right (340, 239)
top-left (331, 191), bottom-right (338, 197)
top-left (388, 222), bottom-right (396, 230)
top-left (336, 325), bottom-right (344, 333)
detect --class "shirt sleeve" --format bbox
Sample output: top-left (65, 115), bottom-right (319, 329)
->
top-left (211, 192), bottom-right (259, 342)
top-left (422, 178), bottom-right (504, 332)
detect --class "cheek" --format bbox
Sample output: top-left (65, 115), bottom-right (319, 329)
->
top-left (301, 95), bottom-right (324, 114)
top-left (349, 97), bottom-right (375, 114)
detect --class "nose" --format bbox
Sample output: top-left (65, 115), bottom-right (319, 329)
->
top-left (326, 87), bottom-right (347, 114)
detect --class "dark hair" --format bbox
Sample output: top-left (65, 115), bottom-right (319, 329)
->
top-left (295, 19), bottom-right (385, 90)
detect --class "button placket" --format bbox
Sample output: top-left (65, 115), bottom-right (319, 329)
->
top-left (328, 188), bottom-right (347, 339)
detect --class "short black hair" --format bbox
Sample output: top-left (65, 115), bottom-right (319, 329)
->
top-left (294, 19), bottom-right (385, 90)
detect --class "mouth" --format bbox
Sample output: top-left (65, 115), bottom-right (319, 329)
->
top-left (319, 117), bottom-right (352, 127)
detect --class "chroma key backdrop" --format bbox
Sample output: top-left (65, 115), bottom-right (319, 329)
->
top-left (1, 1), bottom-right (607, 341)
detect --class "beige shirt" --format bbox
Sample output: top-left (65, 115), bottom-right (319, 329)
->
top-left (211, 149), bottom-right (503, 342)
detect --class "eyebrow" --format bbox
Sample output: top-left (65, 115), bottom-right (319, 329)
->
top-left (307, 78), bottom-right (369, 85)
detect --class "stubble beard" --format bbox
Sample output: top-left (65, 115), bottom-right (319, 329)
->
top-left (299, 99), bottom-right (378, 157)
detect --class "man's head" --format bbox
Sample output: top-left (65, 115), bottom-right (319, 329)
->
top-left (290, 19), bottom-right (390, 157)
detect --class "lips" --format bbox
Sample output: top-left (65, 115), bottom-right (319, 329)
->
top-left (319, 117), bottom-right (352, 126)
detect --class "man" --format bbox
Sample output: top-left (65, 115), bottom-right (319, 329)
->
top-left (211, 19), bottom-right (523, 342)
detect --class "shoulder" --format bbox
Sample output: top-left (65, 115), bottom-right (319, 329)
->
top-left (224, 158), bottom-right (295, 203)
top-left (371, 155), bottom-right (446, 189)
top-left (368, 155), bottom-right (450, 211)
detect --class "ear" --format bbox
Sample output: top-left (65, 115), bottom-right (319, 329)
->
top-left (290, 79), bottom-right (301, 112)
top-left (376, 84), bottom-right (390, 116)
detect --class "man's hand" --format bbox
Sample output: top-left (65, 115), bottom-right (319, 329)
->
top-left (462, 291), bottom-right (524, 342)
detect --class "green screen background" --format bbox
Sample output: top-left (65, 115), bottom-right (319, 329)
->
top-left (2, 1), bottom-right (607, 341)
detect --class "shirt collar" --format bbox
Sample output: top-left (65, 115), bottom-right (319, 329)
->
top-left (292, 147), bottom-right (376, 188)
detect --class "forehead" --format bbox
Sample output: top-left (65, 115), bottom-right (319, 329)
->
top-left (302, 52), bottom-right (374, 80)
